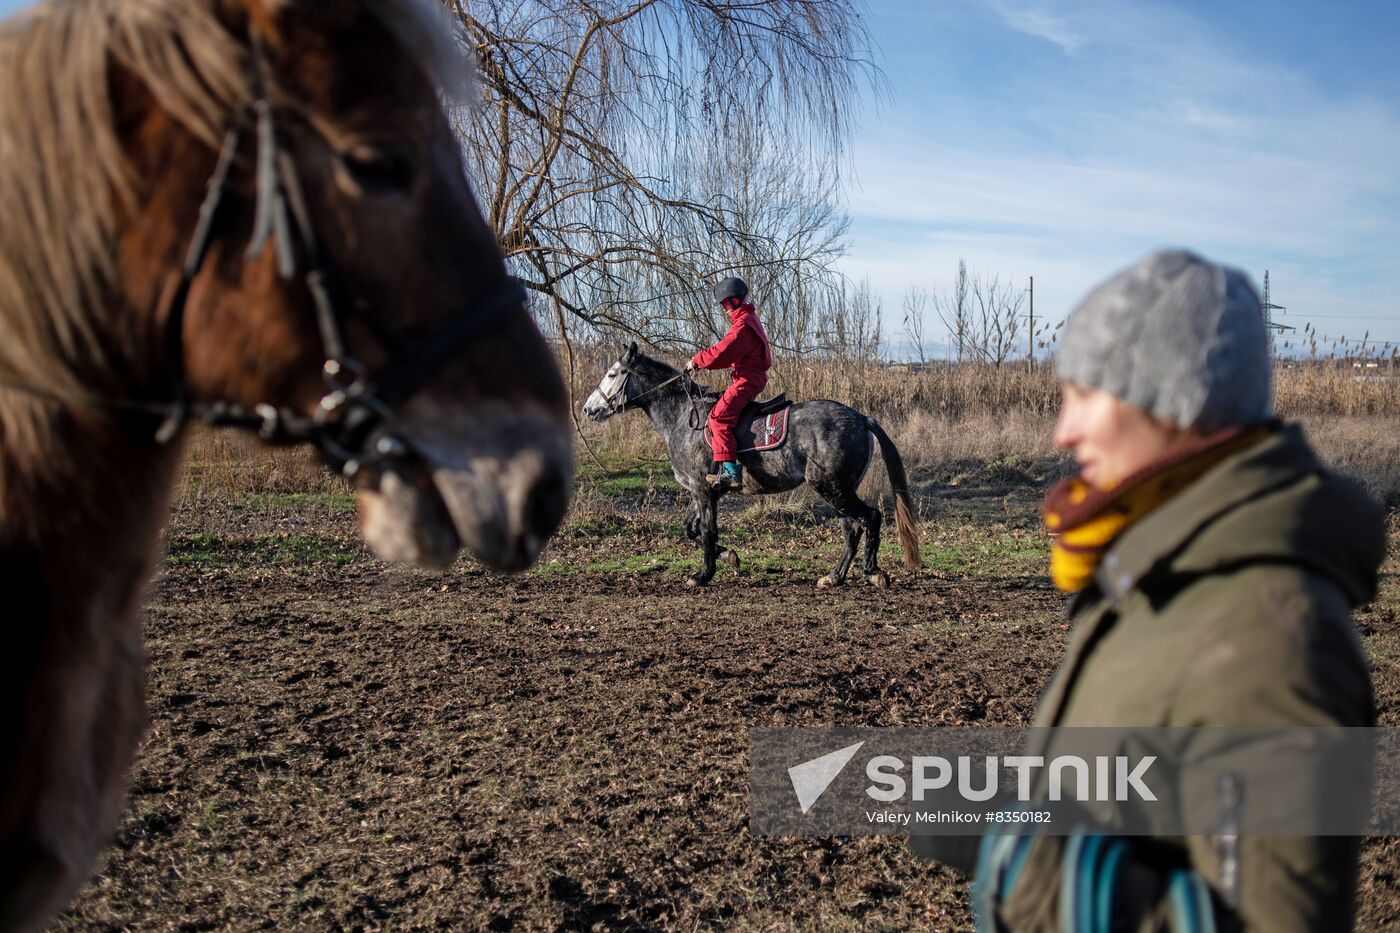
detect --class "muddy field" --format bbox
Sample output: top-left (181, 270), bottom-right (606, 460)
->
top-left (54, 476), bottom-right (1400, 931)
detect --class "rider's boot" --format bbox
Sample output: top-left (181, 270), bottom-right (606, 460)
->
top-left (706, 460), bottom-right (743, 490)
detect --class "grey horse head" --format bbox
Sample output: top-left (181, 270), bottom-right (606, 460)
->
top-left (582, 342), bottom-right (641, 422)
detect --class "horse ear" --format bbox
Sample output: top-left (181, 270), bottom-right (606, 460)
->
top-left (627, 341), bottom-right (638, 361)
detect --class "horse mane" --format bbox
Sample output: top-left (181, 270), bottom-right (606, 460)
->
top-left (0, 0), bottom-right (463, 397)
top-left (683, 373), bottom-right (720, 402)
top-left (0, 1), bottom-right (248, 395)
top-left (633, 352), bottom-right (719, 402)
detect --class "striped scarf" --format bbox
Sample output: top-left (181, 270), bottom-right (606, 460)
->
top-left (1043, 425), bottom-right (1272, 592)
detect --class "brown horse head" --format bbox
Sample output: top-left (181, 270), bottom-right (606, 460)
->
top-left (0, 5), bottom-right (568, 923)
top-left (108, 0), bottom-right (572, 571)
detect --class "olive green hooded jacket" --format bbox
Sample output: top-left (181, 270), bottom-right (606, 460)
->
top-left (994, 424), bottom-right (1385, 932)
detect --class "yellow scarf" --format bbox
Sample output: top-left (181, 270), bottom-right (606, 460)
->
top-left (1043, 426), bottom-right (1272, 592)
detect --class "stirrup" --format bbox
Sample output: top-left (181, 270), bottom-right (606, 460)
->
top-left (707, 468), bottom-right (742, 489)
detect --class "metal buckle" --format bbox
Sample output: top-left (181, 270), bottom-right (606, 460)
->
top-left (318, 358), bottom-right (367, 414)
top-left (313, 357), bottom-right (409, 477)
top-left (324, 431), bottom-right (409, 480)
top-left (254, 403), bottom-right (282, 440)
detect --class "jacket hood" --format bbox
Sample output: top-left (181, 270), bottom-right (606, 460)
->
top-left (725, 300), bottom-right (755, 324)
top-left (1100, 423), bottom-right (1385, 607)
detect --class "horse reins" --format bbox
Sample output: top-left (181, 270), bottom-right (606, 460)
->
top-left (682, 375), bottom-right (708, 431)
top-left (597, 368), bottom-right (709, 433)
top-left (597, 370), bottom-right (682, 416)
top-left (0, 37), bottom-right (527, 480)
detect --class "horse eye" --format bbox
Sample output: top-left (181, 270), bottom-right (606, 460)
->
top-left (338, 142), bottom-right (416, 195)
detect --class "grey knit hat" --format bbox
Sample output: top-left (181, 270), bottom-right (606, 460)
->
top-left (1055, 249), bottom-right (1273, 432)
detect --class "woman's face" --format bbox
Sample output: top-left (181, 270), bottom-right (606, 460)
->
top-left (1052, 383), bottom-right (1189, 488)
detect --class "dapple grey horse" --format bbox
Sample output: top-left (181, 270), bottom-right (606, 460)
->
top-left (584, 344), bottom-right (920, 587)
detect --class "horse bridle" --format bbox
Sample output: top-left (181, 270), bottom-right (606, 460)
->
top-left (595, 365), bottom-right (687, 419)
top-left (152, 40), bottom-right (527, 478)
top-left (593, 367), bottom-right (635, 417)
top-left (597, 364), bottom-right (708, 432)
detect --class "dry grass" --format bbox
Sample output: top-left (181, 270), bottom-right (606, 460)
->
top-left (180, 354), bottom-right (1400, 510)
top-left (1275, 364), bottom-right (1400, 417)
top-left (887, 409), bottom-right (1057, 471)
top-left (178, 429), bottom-right (346, 504)
top-left (1296, 415), bottom-right (1400, 509)
top-left (566, 346), bottom-right (1400, 421)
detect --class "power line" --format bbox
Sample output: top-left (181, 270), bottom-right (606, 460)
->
top-left (1292, 313), bottom-right (1400, 322)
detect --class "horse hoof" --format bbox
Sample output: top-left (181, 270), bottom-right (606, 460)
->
top-left (817, 575), bottom-right (838, 588)
top-left (720, 549), bottom-right (740, 568)
top-left (867, 572), bottom-right (890, 588)
top-left (685, 575), bottom-right (707, 588)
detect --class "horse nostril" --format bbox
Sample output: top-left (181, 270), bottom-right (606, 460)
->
top-left (522, 462), bottom-right (569, 544)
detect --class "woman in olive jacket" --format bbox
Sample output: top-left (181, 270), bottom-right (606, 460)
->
top-left (916, 250), bottom-right (1385, 933)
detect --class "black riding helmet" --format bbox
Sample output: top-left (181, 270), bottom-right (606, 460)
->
top-left (713, 276), bottom-right (749, 304)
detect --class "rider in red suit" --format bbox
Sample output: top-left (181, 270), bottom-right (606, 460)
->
top-left (685, 277), bottom-right (772, 489)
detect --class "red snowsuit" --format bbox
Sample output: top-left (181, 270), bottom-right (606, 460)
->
top-left (690, 301), bottom-right (771, 462)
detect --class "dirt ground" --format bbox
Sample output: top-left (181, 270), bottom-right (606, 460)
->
top-left (52, 485), bottom-right (1400, 931)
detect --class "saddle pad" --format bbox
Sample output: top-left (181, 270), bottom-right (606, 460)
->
top-left (705, 405), bottom-right (790, 453)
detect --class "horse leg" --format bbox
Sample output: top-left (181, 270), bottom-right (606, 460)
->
top-left (818, 517), bottom-right (861, 588)
top-left (684, 496), bottom-right (736, 567)
top-left (684, 500), bottom-right (701, 542)
top-left (820, 484), bottom-right (888, 588)
top-left (686, 492), bottom-right (721, 587)
top-left (860, 501), bottom-right (889, 587)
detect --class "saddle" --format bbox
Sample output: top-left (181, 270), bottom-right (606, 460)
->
top-left (743, 393), bottom-right (789, 419)
top-left (703, 393), bottom-right (793, 453)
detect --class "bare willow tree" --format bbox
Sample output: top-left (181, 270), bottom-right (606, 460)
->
top-left (965, 272), bottom-right (1024, 367)
top-left (902, 284), bottom-right (929, 364)
top-left (447, 0), bottom-right (876, 357)
top-left (936, 258), bottom-right (971, 362)
top-left (929, 259), bottom-right (1026, 367)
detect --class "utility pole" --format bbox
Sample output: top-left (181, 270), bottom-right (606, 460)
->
top-left (1261, 270), bottom-right (1294, 358)
top-left (1026, 275), bottom-right (1035, 371)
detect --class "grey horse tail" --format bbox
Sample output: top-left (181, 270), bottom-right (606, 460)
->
top-left (867, 418), bottom-right (922, 570)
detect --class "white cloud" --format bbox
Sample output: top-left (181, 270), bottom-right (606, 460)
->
top-left (842, 0), bottom-right (1400, 354)
top-left (985, 1), bottom-right (1087, 54)
top-left (1177, 102), bottom-right (1257, 136)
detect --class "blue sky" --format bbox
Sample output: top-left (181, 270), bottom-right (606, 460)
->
top-left (3, 0), bottom-right (1396, 355)
top-left (843, 0), bottom-right (1400, 356)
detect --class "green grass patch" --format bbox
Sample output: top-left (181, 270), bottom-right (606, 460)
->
top-left (540, 513), bottom-right (1049, 581)
top-left (562, 514), bottom-right (691, 540)
top-left (919, 529), bottom-right (1047, 578)
top-left (169, 532), bottom-right (362, 567)
top-left (584, 467), bottom-right (680, 497)
top-left (228, 492), bottom-right (357, 512)
top-left (564, 515), bottom-right (634, 538)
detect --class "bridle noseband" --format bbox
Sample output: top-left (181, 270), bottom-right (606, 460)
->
top-left (595, 368), bottom-right (635, 418)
